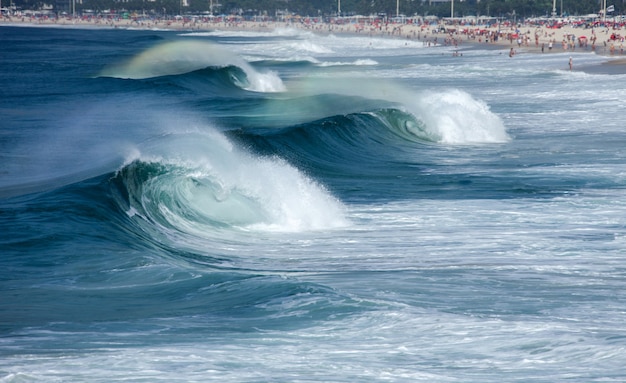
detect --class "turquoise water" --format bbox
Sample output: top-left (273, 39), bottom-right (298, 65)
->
top-left (1, 25), bottom-right (626, 382)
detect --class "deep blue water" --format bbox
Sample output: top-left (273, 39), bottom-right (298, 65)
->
top-left (1, 25), bottom-right (626, 382)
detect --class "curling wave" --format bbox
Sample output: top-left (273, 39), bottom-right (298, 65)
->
top-left (99, 40), bottom-right (285, 92)
top-left (284, 77), bottom-right (508, 144)
top-left (111, 131), bottom-right (348, 244)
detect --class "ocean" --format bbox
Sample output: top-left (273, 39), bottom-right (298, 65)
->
top-left (1, 24), bottom-right (626, 382)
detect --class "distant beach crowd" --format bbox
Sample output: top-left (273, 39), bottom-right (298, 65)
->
top-left (2, 12), bottom-right (625, 59)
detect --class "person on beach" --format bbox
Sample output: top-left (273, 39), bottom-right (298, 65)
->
top-left (569, 56), bottom-right (573, 71)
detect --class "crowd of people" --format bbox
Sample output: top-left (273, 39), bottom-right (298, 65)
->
top-left (2, 11), bottom-right (625, 59)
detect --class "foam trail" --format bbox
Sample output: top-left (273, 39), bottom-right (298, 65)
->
top-left (99, 40), bottom-right (285, 92)
top-left (181, 27), bottom-right (314, 39)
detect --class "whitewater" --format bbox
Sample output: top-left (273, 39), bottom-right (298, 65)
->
top-left (1, 25), bottom-right (626, 382)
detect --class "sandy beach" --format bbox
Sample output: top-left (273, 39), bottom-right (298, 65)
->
top-left (2, 15), bottom-right (626, 73)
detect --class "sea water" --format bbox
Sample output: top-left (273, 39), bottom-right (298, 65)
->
top-left (1, 25), bottom-right (625, 382)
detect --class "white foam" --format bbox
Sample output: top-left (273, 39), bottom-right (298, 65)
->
top-left (318, 59), bottom-right (378, 67)
top-left (412, 89), bottom-right (510, 144)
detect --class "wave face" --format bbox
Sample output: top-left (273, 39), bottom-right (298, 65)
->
top-left (2, 25), bottom-right (626, 383)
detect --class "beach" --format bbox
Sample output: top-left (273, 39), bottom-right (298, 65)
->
top-left (2, 13), bottom-right (626, 91)
top-left (2, 14), bottom-right (625, 69)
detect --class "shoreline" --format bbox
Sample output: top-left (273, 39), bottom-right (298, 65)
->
top-left (2, 16), bottom-right (626, 74)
